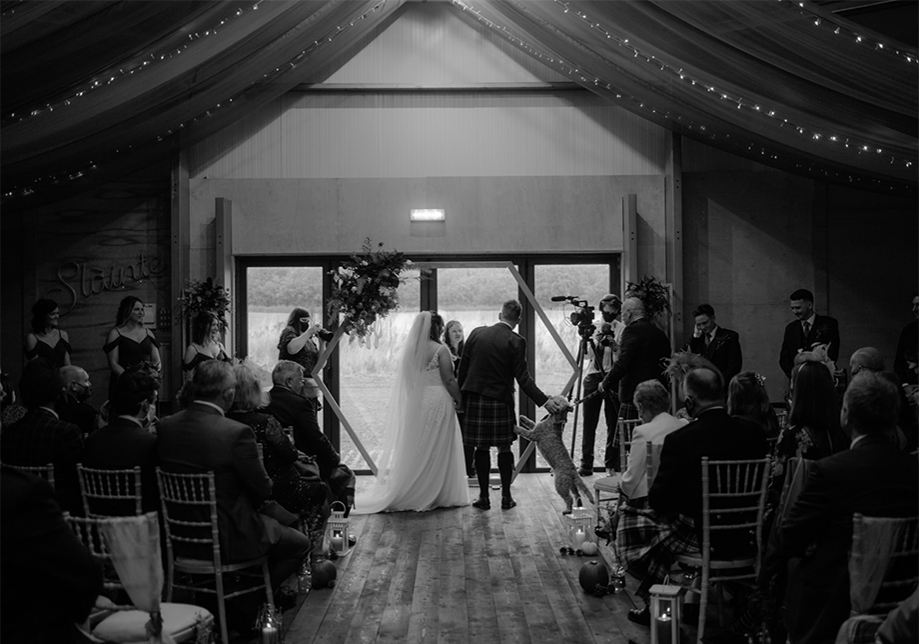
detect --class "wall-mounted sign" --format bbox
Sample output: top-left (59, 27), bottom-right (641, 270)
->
top-left (54, 251), bottom-right (168, 314)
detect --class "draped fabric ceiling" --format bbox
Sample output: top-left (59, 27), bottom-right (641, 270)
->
top-left (1, 0), bottom-right (916, 213)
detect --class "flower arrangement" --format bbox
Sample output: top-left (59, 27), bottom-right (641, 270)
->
top-left (177, 277), bottom-right (231, 330)
top-left (327, 238), bottom-right (413, 341)
top-left (625, 275), bottom-right (671, 322)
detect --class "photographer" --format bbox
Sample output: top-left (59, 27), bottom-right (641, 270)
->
top-left (579, 294), bottom-right (625, 476)
top-left (278, 307), bottom-right (332, 400)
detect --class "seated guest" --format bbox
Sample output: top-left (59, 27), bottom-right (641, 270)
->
top-left (227, 363), bottom-right (330, 554)
top-left (1, 370), bottom-right (27, 427)
top-left (82, 366), bottom-right (160, 514)
top-left (0, 358), bottom-right (83, 514)
top-left (765, 372), bottom-right (918, 644)
top-left (157, 361), bottom-right (310, 627)
top-left (267, 360), bottom-right (355, 513)
top-left (618, 380), bottom-right (687, 505)
top-left (59, 365), bottom-right (99, 438)
top-left (1, 464), bottom-right (102, 643)
top-left (728, 371), bottom-right (781, 440)
top-left (848, 346), bottom-right (884, 376)
top-left (619, 367), bottom-right (766, 626)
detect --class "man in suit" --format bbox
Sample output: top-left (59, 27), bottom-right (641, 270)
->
top-left (82, 366), bottom-right (160, 514)
top-left (267, 360), bottom-right (355, 513)
top-left (0, 357), bottom-right (83, 514)
top-left (688, 304), bottom-right (742, 389)
top-left (599, 295), bottom-right (672, 475)
top-left (58, 365), bottom-right (99, 438)
top-left (458, 299), bottom-right (565, 510)
top-left (767, 371), bottom-right (918, 644)
top-left (893, 292), bottom-right (918, 388)
top-left (1, 464), bottom-right (102, 644)
top-left (619, 367), bottom-right (767, 625)
top-left (157, 361), bottom-right (311, 611)
top-left (779, 288), bottom-right (841, 380)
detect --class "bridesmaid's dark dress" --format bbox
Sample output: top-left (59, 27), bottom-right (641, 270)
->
top-left (102, 329), bottom-right (160, 399)
top-left (24, 330), bottom-right (71, 369)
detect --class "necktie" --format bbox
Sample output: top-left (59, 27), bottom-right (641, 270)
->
top-left (705, 333), bottom-right (712, 347)
top-left (802, 321), bottom-right (811, 337)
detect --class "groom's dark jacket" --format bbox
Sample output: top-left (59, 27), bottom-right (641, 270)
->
top-left (458, 321), bottom-right (548, 409)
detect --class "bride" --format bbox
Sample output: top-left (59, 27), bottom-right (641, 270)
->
top-left (353, 311), bottom-right (470, 513)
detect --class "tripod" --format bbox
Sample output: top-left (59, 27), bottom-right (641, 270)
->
top-left (568, 326), bottom-right (603, 460)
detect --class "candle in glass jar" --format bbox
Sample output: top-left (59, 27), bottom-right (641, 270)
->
top-left (331, 534), bottom-right (344, 551)
top-left (261, 624), bottom-right (279, 644)
top-left (654, 608), bottom-right (673, 644)
top-left (572, 527), bottom-right (587, 548)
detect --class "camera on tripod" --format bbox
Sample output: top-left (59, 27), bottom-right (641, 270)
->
top-left (551, 295), bottom-right (596, 337)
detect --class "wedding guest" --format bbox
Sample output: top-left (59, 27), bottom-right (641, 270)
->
top-left (0, 358), bottom-right (84, 514)
top-left (24, 298), bottom-right (71, 368)
top-left (103, 296), bottom-right (161, 400)
top-left (599, 294), bottom-right (671, 476)
top-left (848, 346), bottom-right (884, 376)
top-left (765, 372), bottom-right (917, 644)
top-left (728, 371), bottom-right (781, 439)
top-left (618, 379), bottom-right (686, 504)
top-left (1, 371), bottom-right (27, 428)
top-left (775, 360), bottom-right (846, 464)
top-left (893, 292), bottom-right (918, 388)
top-left (267, 360), bottom-right (356, 514)
top-left (619, 367), bottom-right (766, 626)
top-left (59, 365), bottom-right (98, 438)
top-left (687, 304), bottom-right (742, 389)
top-left (182, 310), bottom-right (230, 380)
top-left (779, 289), bottom-right (840, 380)
top-left (227, 363), bottom-right (330, 552)
top-left (580, 294), bottom-right (625, 476)
top-left (1, 464), bottom-right (102, 644)
top-left (82, 366), bottom-right (160, 514)
top-left (445, 319), bottom-right (475, 478)
top-left (157, 361), bottom-right (310, 629)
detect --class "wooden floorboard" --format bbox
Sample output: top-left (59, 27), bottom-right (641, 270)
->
top-left (282, 472), bottom-right (707, 644)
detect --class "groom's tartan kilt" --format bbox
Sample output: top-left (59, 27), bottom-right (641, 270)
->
top-left (463, 392), bottom-right (517, 447)
top-left (617, 505), bottom-right (698, 598)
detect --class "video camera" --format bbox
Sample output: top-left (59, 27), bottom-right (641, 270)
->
top-left (551, 295), bottom-right (596, 337)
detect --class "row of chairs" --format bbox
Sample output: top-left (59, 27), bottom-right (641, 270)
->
top-left (3, 461), bottom-right (274, 644)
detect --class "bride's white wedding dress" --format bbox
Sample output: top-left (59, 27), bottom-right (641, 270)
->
top-left (353, 314), bottom-right (470, 513)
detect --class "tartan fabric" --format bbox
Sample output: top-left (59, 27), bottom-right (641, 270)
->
top-left (462, 392), bottom-right (517, 447)
top-left (616, 504), bottom-right (698, 599)
top-left (610, 402), bottom-right (639, 448)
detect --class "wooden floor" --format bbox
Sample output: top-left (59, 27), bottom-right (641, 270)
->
top-left (277, 473), bottom-right (671, 644)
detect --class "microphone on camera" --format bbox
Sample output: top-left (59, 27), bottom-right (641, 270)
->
top-left (551, 295), bottom-right (575, 302)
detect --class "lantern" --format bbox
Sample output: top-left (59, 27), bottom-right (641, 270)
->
top-left (326, 501), bottom-right (350, 556)
top-left (256, 603), bottom-right (283, 643)
top-left (562, 505), bottom-right (595, 549)
top-left (649, 584), bottom-right (683, 644)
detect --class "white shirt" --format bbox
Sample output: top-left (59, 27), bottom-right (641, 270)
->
top-left (620, 411), bottom-right (688, 499)
top-left (191, 400), bottom-right (226, 416)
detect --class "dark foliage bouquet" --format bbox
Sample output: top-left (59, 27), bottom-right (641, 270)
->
top-left (328, 238), bottom-right (412, 341)
top-left (625, 275), bottom-right (671, 322)
top-left (178, 277), bottom-right (231, 330)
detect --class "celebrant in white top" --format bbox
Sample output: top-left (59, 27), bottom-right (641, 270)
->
top-left (353, 311), bottom-right (470, 513)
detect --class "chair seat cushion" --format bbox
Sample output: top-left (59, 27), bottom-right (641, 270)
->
top-left (594, 476), bottom-right (620, 493)
top-left (92, 603), bottom-right (212, 642)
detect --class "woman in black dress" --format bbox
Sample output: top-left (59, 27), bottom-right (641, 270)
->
top-left (182, 311), bottom-right (230, 380)
top-left (24, 299), bottom-right (71, 368)
top-left (103, 296), bottom-right (160, 400)
top-left (445, 319), bottom-right (474, 477)
top-left (227, 363), bottom-right (330, 552)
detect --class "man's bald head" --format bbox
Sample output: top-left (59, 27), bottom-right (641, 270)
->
top-left (622, 297), bottom-right (645, 325)
top-left (682, 366), bottom-right (725, 417)
top-left (849, 347), bottom-right (885, 376)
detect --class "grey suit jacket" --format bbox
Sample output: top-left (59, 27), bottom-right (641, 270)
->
top-left (156, 402), bottom-right (272, 562)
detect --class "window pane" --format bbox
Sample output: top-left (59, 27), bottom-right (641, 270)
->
top-left (337, 269), bottom-right (421, 472)
top-left (534, 264), bottom-right (613, 471)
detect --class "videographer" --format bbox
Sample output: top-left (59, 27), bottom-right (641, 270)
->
top-left (579, 294), bottom-right (625, 476)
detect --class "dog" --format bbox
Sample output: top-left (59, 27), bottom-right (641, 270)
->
top-left (514, 409), bottom-right (594, 514)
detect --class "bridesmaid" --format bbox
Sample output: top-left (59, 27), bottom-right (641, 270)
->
top-left (182, 311), bottom-right (230, 380)
top-left (445, 319), bottom-right (474, 477)
top-left (24, 299), bottom-right (71, 368)
top-left (103, 296), bottom-right (161, 399)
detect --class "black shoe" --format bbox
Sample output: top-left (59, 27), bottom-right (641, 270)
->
top-left (472, 497), bottom-right (491, 510)
top-left (578, 466), bottom-right (593, 476)
top-left (627, 606), bottom-right (650, 626)
top-left (501, 496), bottom-right (517, 510)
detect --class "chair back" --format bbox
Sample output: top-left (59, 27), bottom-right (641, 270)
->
top-left (646, 441), bottom-right (662, 490)
top-left (849, 513), bottom-right (918, 615)
top-left (65, 513), bottom-right (127, 594)
top-left (78, 464), bottom-right (142, 517)
top-left (618, 418), bottom-right (642, 471)
top-left (699, 456), bottom-right (771, 567)
top-left (2, 461), bottom-right (55, 486)
top-left (156, 469), bottom-right (221, 568)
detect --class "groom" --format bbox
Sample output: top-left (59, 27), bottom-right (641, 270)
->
top-left (459, 299), bottom-right (565, 510)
